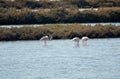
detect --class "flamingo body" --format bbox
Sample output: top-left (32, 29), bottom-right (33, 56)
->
top-left (40, 36), bottom-right (49, 41)
top-left (72, 37), bottom-right (80, 47)
top-left (82, 37), bottom-right (89, 41)
top-left (81, 36), bottom-right (89, 45)
top-left (40, 35), bottom-right (52, 46)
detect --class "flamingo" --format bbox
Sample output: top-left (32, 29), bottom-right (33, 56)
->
top-left (40, 35), bottom-right (52, 46)
top-left (72, 37), bottom-right (80, 47)
top-left (81, 36), bottom-right (89, 45)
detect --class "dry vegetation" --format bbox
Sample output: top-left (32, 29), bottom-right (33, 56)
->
top-left (0, 24), bottom-right (120, 41)
top-left (0, 7), bottom-right (120, 25)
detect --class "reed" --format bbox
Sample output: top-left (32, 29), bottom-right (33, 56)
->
top-left (0, 24), bottom-right (120, 41)
top-left (0, 7), bottom-right (120, 25)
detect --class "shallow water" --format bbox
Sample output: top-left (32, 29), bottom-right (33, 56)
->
top-left (0, 23), bottom-right (120, 28)
top-left (0, 38), bottom-right (120, 79)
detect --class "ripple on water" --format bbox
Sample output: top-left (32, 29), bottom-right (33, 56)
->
top-left (0, 39), bottom-right (120, 79)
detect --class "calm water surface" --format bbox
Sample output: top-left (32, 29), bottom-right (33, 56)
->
top-left (0, 23), bottom-right (120, 28)
top-left (0, 38), bottom-right (120, 79)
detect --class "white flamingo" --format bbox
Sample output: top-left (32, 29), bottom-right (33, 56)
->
top-left (72, 37), bottom-right (80, 47)
top-left (81, 36), bottom-right (89, 45)
top-left (40, 35), bottom-right (52, 46)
